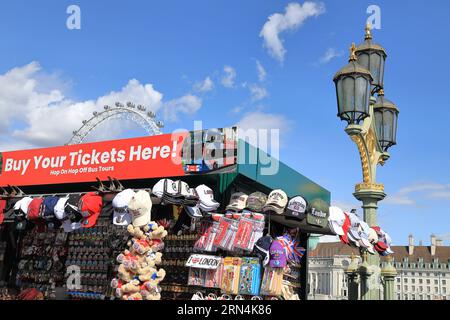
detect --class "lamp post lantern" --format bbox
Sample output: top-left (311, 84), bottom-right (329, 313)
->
top-left (333, 24), bottom-right (399, 300)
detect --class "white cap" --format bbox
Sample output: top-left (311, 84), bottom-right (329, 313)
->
top-left (54, 197), bottom-right (69, 220)
top-left (367, 243), bottom-right (376, 255)
top-left (14, 197), bottom-right (33, 214)
top-left (347, 211), bottom-right (361, 228)
top-left (165, 180), bottom-right (180, 196)
top-left (196, 185), bottom-right (219, 209)
top-left (185, 205), bottom-right (203, 218)
top-left (226, 192), bottom-right (248, 212)
top-left (129, 190), bottom-right (152, 227)
top-left (112, 189), bottom-right (135, 226)
top-left (178, 181), bottom-right (192, 198)
top-left (152, 179), bottom-right (173, 198)
top-left (368, 228), bottom-right (378, 243)
top-left (328, 206), bottom-right (345, 236)
top-left (263, 189), bottom-right (288, 214)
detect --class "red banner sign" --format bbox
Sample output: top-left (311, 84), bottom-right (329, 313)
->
top-left (0, 127), bottom-right (238, 187)
top-left (0, 133), bottom-right (189, 187)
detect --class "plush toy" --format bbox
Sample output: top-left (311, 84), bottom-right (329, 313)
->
top-left (112, 222), bottom-right (167, 300)
top-left (121, 279), bottom-right (141, 294)
top-left (132, 238), bottom-right (152, 256)
top-left (126, 292), bottom-right (143, 300)
top-left (143, 222), bottom-right (168, 240)
top-left (127, 224), bottom-right (146, 239)
top-left (117, 263), bottom-right (135, 282)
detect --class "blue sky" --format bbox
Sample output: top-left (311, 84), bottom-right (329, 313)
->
top-left (0, 0), bottom-right (449, 246)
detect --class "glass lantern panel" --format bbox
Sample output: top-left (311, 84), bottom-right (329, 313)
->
top-left (357, 53), bottom-right (370, 73)
top-left (336, 78), bottom-right (345, 115)
top-left (342, 77), bottom-right (355, 114)
top-left (355, 76), bottom-right (369, 115)
top-left (383, 109), bottom-right (394, 144)
top-left (369, 53), bottom-right (382, 86)
top-left (374, 109), bottom-right (384, 141)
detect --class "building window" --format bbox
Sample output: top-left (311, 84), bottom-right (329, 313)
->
top-left (419, 279), bottom-right (423, 284)
top-left (411, 279), bottom-right (415, 284)
top-left (397, 278), bottom-right (400, 283)
top-left (443, 287), bottom-right (447, 294)
top-left (419, 286), bottom-right (423, 293)
top-left (427, 295), bottom-right (431, 300)
top-left (419, 295), bottom-right (423, 300)
top-left (412, 286), bottom-right (416, 292)
top-left (397, 285), bottom-right (401, 291)
top-left (435, 287), bottom-right (439, 294)
top-left (405, 286), bottom-right (408, 291)
top-left (404, 295), bottom-right (408, 300)
top-left (427, 287), bottom-right (431, 293)
top-left (412, 294), bottom-right (416, 300)
top-left (397, 294), bottom-right (401, 300)
top-left (435, 280), bottom-right (439, 285)
top-left (404, 278), bottom-right (408, 283)
top-left (443, 280), bottom-right (446, 285)
top-left (427, 279), bottom-right (431, 284)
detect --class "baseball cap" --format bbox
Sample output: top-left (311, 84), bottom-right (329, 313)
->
top-left (368, 227), bottom-right (379, 244)
top-left (128, 190), bottom-right (152, 227)
top-left (54, 197), bottom-right (80, 232)
top-left (263, 189), bottom-right (288, 215)
top-left (79, 192), bottom-right (103, 228)
top-left (245, 192), bottom-right (268, 212)
top-left (226, 192), bottom-right (248, 212)
top-left (184, 205), bottom-right (203, 218)
top-left (112, 189), bottom-right (135, 226)
top-left (358, 221), bottom-right (372, 248)
top-left (285, 196), bottom-right (307, 220)
top-left (196, 185), bottom-right (219, 211)
top-left (328, 206), bottom-right (345, 236)
top-left (13, 197), bottom-right (33, 217)
top-left (27, 198), bottom-right (44, 220)
top-left (339, 212), bottom-right (351, 244)
top-left (253, 235), bottom-right (272, 266)
top-left (306, 199), bottom-right (329, 228)
top-left (269, 240), bottom-right (287, 268)
top-left (42, 196), bottom-right (59, 220)
top-left (152, 179), bottom-right (172, 198)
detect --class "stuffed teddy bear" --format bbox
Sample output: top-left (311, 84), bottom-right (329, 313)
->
top-left (120, 279), bottom-right (141, 294)
top-left (127, 224), bottom-right (146, 239)
top-left (117, 263), bottom-right (135, 283)
top-left (139, 268), bottom-right (166, 283)
top-left (143, 222), bottom-right (168, 240)
top-left (125, 292), bottom-right (143, 300)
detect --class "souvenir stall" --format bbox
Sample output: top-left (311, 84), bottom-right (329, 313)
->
top-left (0, 127), bottom-right (339, 301)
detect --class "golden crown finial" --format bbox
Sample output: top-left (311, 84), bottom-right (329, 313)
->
top-left (349, 42), bottom-right (357, 62)
top-left (365, 23), bottom-right (373, 40)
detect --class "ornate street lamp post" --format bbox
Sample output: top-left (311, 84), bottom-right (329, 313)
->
top-left (333, 24), bottom-right (399, 300)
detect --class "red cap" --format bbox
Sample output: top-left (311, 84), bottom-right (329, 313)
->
top-left (80, 192), bottom-right (103, 228)
top-left (27, 198), bottom-right (43, 220)
top-left (0, 199), bottom-right (6, 225)
top-left (376, 241), bottom-right (388, 251)
top-left (339, 212), bottom-right (351, 244)
top-left (372, 226), bottom-right (382, 235)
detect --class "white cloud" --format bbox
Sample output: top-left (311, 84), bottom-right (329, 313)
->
top-left (319, 48), bottom-right (343, 64)
top-left (385, 182), bottom-right (450, 206)
top-left (260, 1), bottom-right (325, 62)
top-left (163, 94), bottom-right (202, 122)
top-left (193, 76), bottom-right (214, 93)
top-left (249, 84), bottom-right (268, 101)
top-left (221, 66), bottom-right (236, 88)
top-left (256, 60), bottom-right (267, 82)
top-left (0, 62), bottom-right (203, 150)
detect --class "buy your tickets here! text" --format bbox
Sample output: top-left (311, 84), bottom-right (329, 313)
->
top-left (3, 142), bottom-right (179, 176)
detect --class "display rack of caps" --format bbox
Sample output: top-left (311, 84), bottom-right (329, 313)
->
top-left (328, 206), bottom-right (394, 256)
top-left (15, 228), bottom-right (68, 300)
top-left (5, 192), bottom-right (104, 233)
top-left (64, 218), bottom-right (111, 300)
